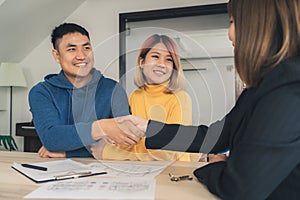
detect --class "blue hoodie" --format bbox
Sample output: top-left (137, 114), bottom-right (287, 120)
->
top-left (29, 68), bottom-right (130, 157)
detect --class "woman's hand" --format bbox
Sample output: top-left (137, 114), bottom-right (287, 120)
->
top-left (90, 139), bottom-right (107, 160)
top-left (208, 154), bottom-right (227, 163)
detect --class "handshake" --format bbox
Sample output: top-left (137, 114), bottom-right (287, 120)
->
top-left (92, 115), bottom-right (149, 146)
top-left (38, 115), bottom-right (149, 159)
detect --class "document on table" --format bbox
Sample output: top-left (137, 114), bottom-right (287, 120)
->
top-left (12, 159), bottom-right (168, 183)
top-left (12, 159), bottom-right (106, 183)
top-left (24, 177), bottom-right (156, 200)
top-left (87, 161), bottom-right (169, 178)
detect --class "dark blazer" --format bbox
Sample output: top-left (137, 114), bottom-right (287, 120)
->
top-left (145, 56), bottom-right (300, 200)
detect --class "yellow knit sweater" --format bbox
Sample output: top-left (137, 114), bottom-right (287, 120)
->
top-left (102, 84), bottom-right (199, 161)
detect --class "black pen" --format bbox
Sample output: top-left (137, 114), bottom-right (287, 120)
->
top-left (21, 163), bottom-right (48, 171)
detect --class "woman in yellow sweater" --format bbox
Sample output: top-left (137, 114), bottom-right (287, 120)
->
top-left (91, 34), bottom-right (198, 161)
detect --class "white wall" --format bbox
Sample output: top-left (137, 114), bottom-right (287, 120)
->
top-left (7, 0), bottom-right (227, 151)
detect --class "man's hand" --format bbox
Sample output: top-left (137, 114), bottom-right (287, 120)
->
top-left (38, 146), bottom-right (66, 158)
top-left (91, 115), bottom-right (146, 146)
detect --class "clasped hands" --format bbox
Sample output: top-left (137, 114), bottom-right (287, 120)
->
top-left (92, 115), bottom-right (148, 146)
top-left (39, 115), bottom-right (148, 158)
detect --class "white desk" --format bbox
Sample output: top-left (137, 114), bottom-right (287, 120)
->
top-left (0, 151), bottom-right (218, 200)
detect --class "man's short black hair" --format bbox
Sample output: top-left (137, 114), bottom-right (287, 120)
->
top-left (51, 23), bottom-right (90, 50)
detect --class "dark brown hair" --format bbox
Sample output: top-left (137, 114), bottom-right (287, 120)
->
top-left (228, 0), bottom-right (300, 87)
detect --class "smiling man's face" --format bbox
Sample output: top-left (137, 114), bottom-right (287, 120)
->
top-left (52, 32), bottom-right (94, 85)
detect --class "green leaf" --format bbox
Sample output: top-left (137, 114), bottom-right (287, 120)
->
top-left (0, 135), bottom-right (18, 151)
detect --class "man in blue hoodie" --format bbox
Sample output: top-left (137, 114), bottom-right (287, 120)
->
top-left (29, 23), bottom-right (142, 158)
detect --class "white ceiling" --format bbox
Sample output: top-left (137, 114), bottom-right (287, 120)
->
top-left (0, 0), bottom-right (85, 63)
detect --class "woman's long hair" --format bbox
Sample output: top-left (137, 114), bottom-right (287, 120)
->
top-left (228, 0), bottom-right (300, 87)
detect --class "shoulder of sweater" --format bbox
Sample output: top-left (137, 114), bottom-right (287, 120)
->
top-left (128, 89), bottom-right (142, 101)
top-left (97, 76), bottom-right (121, 90)
top-left (29, 81), bottom-right (53, 94)
top-left (98, 76), bottom-right (117, 84)
top-left (174, 90), bottom-right (191, 99)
